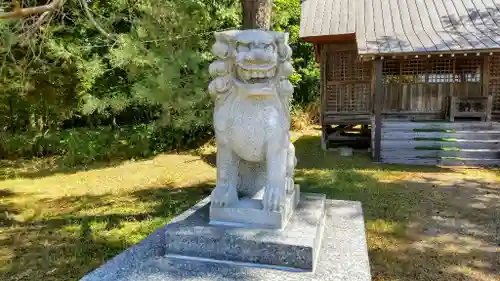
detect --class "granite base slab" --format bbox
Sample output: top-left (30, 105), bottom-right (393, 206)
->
top-left (80, 197), bottom-right (371, 281)
top-left (166, 191), bottom-right (325, 271)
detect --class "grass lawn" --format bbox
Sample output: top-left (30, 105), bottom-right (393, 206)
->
top-left (1, 130), bottom-right (499, 281)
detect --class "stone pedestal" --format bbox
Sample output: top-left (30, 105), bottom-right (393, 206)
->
top-left (80, 196), bottom-right (372, 281)
top-left (166, 192), bottom-right (324, 271)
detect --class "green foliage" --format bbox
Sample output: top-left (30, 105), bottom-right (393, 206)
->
top-left (0, 124), bottom-right (213, 166)
top-left (273, 0), bottom-right (320, 106)
top-left (1, 0), bottom-right (240, 128)
top-left (0, 0), bottom-right (319, 164)
top-left (293, 65), bottom-right (321, 105)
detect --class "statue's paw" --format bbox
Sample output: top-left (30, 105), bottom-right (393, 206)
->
top-left (210, 187), bottom-right (228, 207)
top-left (210, 184), bottom-right (237, 207)
top-left (263, 187), bottom-right (284, 212)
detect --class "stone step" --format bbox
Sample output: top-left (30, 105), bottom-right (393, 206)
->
top-left (382, 121), bottom-right (500, 131)
top-left (382, 131), bottom-right (500, 141)
top-left (381, 140), bottom-right (500, 150)
top-left (382, 149), bottom-right (500, 159)
top-left (440, 158), bottom-right (500, 166)
top-left (382, 157), bottom-right (500, 166)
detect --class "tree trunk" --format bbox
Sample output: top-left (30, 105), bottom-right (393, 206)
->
top-left (241, 0), bottom-right (273, 30)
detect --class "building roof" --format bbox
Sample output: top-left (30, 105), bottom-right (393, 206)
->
top-left (300, 0), bottom-right (500, 55)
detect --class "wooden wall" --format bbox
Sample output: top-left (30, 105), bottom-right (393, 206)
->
top-left (320, 42), bottom-right (372, 124)
top-left (381, 57), bottom-right (484, 117)
top-left (321, 45), bottom-right (500, 123)
top-left (487, 54), bottom-right (500, 116)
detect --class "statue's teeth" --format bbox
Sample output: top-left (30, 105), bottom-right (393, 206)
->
top-left (237, 66), bottom-right (277, 81)
top-left (239, 68), bottom-right (250, 80)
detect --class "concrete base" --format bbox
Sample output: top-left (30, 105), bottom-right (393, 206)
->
top-left (210, 184), bottom-right (300, 230)
top-left (80, 196), bottom-right (371, 281)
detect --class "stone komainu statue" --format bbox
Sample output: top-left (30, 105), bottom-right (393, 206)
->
top-left (208, 29), bottom-right (296, 213)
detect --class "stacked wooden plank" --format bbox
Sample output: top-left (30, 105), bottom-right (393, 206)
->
top-left (380, 121), bottom-right (500, 166)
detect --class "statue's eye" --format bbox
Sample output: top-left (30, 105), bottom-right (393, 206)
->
top-left (264, 44), bottom-right (274, 53)
top-left (237, 44), bottom-right (249, 52)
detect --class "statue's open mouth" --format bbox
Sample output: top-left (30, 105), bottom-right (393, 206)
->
top-left (236, 65), bottom-right (276, 85)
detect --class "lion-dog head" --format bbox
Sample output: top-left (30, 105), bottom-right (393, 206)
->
top-left (208, 29), bottom-right (294, 99)
top-left (208, 30), bottom-right (294, 155)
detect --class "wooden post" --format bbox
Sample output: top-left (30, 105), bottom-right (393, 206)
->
top-left (374, 59), bottom-right (383, 162)
top-left (482, 55), bottom-right (492, 122)
top-left (449, 96), bottom-right (456, 122)
top-left (486, 95), bottom-right (493, 122)
top-left (320, 46), bottom-right (327, 150)
top-left (482, 55), bottom-right (490, 97)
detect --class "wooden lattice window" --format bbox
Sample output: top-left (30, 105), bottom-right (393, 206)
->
top-left (351, 84), bottom-right (371, 111)
top-left (326, 49), bottom-right (371, 82)
top-left (325, 84), bottom-right (370, 113)
top-left (325, 85), bottom-right (341, 112)
top-left (455, 58), bottom-right (481, 82)
top-left (401, 58), bottom-right (425, 83)
top-left (489, 79), bottom-right (500, 112)
top-left (333, 51), bottom-right (351, 81)
top-left (382, 60), bottom-right (400, 84)
top-left (354, 58), bottom-right (372, 81)
top-left (325, 54), bottom-right (334, 82)
top-left (489, 54), bottom-right (500, 77)
top-left (488, 55), bottom-right (500, 111)
top-left (324, 47), bottom-right (372, 113)
top-left (427, 58), bottom-right (454, 83)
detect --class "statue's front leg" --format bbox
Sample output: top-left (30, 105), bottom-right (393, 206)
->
top-left (263, 137), bottom-right (287, 212)
top-left (211, 142), bottom-right (239, 207)
top-left (285, 141), bottom-right (296, 194)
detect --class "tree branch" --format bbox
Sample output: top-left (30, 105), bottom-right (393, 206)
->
top-left (20, 10), bottom-right (52, 44)
top-left (0, 0), bottom-right (63, 20)
top-left (78, 0), bottom-right (115, 40)
top-left (31, 10), bottom-right (52, 30)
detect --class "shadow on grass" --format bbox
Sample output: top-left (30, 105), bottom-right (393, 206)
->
top-left (0, 190), bottom-right (19, 227)
top-left (0, 182), bottom-right (213, 281)
top-left (199, 152), bottom-right (216, 168)
top-left (293, 135), bottom-right (499, 281)
top-left (2, 134), bottom-right (498, 281)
